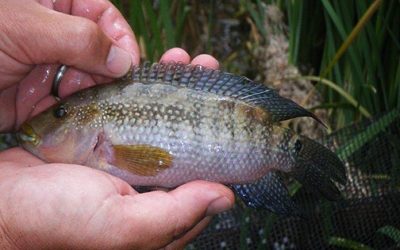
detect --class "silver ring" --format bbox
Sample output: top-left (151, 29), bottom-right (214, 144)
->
top-left (52, 65), bottom-right (68, 98)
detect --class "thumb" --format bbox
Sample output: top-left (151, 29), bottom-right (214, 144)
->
top-left (1, 1), bottom-right (135, 77)
top-left (114, 181), bottom-right (234, 249)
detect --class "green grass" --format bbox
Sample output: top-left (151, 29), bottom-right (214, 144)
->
top-left (328, 236), bottom-right (374, 250)
top-left (377, 225), bottom-right (400, 245)
top-left (111, 0), bottom-right (190, 61)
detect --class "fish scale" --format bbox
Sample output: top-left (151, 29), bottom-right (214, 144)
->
top-left (18, 62), bottom-right (346, 216)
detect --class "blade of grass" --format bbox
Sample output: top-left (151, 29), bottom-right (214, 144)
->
top-left (175, 0), bottom-right (190, 45)
top-left (320, 0), bottom-right (370, 122)
top-left (159, 0), bottom-right (176, 48)
top-left (129, 0), bottom-right (154, 61)
top-left (321, 0), bottom-right (383, 77)
top-left (335, 109), bottom-right (399, 160)
top-left (328, 237), bottom-right (373, 250)
top-left (287, 0), bottom-right (303, 64)
top-left (301, 76), bottom-right (371, 117)
top-left (244, 1), bottom-right (267, 39)
top-left (142, 1), bottom-right (164, 60)
top-left (377, 226), bottom-right (400, 244)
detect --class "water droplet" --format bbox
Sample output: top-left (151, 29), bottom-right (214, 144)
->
top-left (41, 66), bottom-right (51, 84)
top-left (28, 87), bottom-right (36, 96)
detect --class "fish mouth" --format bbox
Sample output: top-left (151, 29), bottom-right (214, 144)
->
top-left (17, 123), bottom-right (40, 146)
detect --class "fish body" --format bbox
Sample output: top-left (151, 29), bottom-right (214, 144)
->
top-left (18, 63), bottom-right (346, 216)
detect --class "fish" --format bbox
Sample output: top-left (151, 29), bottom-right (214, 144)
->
top-left (17, 62), bottom-right (346, 216)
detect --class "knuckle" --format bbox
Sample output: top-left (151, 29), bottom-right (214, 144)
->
top-left (72, 19), bottom-right (101, 54)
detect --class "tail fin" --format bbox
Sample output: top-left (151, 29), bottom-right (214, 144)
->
top-left (291, 137), bottom-right (346, 201)
top-left (232, 137), bottom-right (346, 216)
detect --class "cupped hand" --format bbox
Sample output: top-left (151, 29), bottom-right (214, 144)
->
top-left (0, 148), bottom-right (234, 249)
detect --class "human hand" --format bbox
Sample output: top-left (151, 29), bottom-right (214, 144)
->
top-left (0, 0), bottom-right (138, 132)
top-left (0, 147), bottom-right (234, 249)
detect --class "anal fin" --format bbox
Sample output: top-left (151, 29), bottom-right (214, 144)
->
top-left (232, 172), bottom-right (302, 217)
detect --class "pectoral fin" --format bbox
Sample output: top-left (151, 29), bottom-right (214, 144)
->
top-left (111, 144), bottom-right (173, 176)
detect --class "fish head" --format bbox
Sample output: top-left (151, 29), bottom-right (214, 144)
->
top-left (17, 97), bottom-right (101, 164)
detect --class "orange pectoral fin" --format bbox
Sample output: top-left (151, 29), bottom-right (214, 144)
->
top-left (111, 144), bottom-right (173, 176)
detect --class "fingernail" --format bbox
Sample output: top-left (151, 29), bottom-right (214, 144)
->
top-left (206, 197), bottom-right (232, 216)
top-left (106, 45), bottom-right (132, 76)
top-left (118, 35), bottom-right (140, 66)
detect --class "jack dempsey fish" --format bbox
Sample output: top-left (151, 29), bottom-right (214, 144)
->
top-left (18, 62), bottom-right (346, 216)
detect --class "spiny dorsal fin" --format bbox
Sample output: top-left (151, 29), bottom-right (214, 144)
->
top-left (126, 62), bottom-right (323, 124)
top-left (111, 144), bottom-right (173, 176)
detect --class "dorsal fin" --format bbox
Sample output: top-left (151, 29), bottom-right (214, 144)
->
top-left (126, 62), bottom-right (323, 123)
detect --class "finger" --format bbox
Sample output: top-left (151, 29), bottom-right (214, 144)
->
top-left (93, 2), bottom-right (139, 65)
top-left (4, 1), bottom-right (132, 77)
top-left (53, 0), bottom-right (139, 66)
top-left (165, 216), bottom-right (213, 250)
top-left (0, 85), bottom-right (17, 132)
top-left (160, 48), bottom-right (191, 64)
top-left (15, 65), bottom-right (57, 128)
top-left (0, 147), bottom-right (45, 167)
top-left (191, 54), bottom-right (220, 69)
top-left (114, 181), bottom-right (234, 249)
top-left (57, 69), bottom-right (117, 98)
top-left (57, 68), bottom-right (96, 98)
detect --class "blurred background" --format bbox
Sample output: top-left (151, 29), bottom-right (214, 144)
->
top-left (2, 0), bottom-right (400, 249)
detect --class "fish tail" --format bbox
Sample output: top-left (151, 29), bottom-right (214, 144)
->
top-left (290, 137), bottom-right (346, 201)
top-left (232, 136), bottom-right (346, 216)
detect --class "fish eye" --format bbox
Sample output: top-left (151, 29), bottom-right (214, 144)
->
top-left (54, 105), bottom-right (67, 118)
top-left (295, 139), bottom-right (302, 152)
